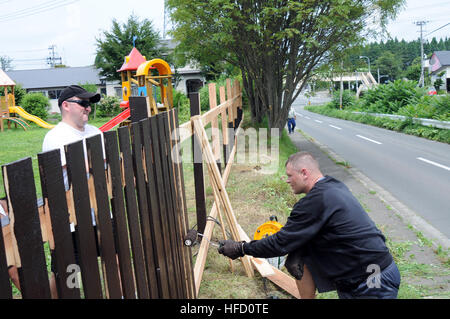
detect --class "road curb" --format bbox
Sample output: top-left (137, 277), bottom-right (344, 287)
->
top-left (296, 129), bottom-right (450, 250)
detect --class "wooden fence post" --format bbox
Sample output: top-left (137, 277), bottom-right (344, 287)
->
top-left (189, 92), bottom-right (207, 236)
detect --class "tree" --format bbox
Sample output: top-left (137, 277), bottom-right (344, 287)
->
top-left (167, 0), bottom-right (405, 129)
top-left (95, 14), bottom-right (166, 81)
top-left (0, 56), bottom-right (13, 71)
top-left (373, 51), bottom-right (403, 81)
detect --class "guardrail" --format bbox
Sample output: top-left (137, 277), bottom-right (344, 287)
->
top-left (352, 112), bottom-right (450, 130)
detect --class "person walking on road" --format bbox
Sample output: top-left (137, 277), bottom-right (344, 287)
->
top-left (287, 107), bottom-right (296, 134)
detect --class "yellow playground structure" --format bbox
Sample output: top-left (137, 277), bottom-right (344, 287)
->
top-left (100, 47), bottom-right (174, 132)
top-left (1, 69), bottom-right (54, 131)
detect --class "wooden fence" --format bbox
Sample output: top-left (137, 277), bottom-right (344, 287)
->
top-left (0, 109), bottom-right (194, 299)
top-left (0, 78), bottom-right (299, 299)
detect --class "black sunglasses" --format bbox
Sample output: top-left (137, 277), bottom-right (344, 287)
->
top-left (66, 99), bottom-right (91, 108)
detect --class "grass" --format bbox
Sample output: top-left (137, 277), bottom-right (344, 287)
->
top-left (0, 117), bottom-right (113, 198)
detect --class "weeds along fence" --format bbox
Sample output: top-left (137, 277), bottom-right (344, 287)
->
top-left (0, 78), bottom-right (244, 299)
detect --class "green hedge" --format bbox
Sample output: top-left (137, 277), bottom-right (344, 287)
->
top-left (21, 92), bottom-right (50, 120)
top-left (305, 104), bottom-right (450, 144)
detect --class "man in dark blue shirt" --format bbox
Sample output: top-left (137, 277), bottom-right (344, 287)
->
top-left (219, 152), bottom-right (401, 299)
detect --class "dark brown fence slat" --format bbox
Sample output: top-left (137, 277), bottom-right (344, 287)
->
top-left (38, 149), bottom-right (80, 299)
top-left (103, 131), bottom-right (136, 299)
top-left (170, 109), bottom-right (196, 299)
top-left (160, 112), bottom-right (189, 298)
top-left (3, 158), bottom-right (51, 299)
top-left (149, 115), bottom-right (180, 298)
top-left (0, 220), bottom-right (12, 299)
top-left (86, 134), bottom-right (122, 299)
top-left (140, 118), bottom-right (171, 299)
top-left (157, 112), bottom-right (185, 298)
top-left (130, 122), bottom-right (159, 299)
top-left (65, 141), bottom-right (103, 299)
top-left (189, 93), bottom-right (207, 236)
top-left (117, 126), bottom-right (150, 299)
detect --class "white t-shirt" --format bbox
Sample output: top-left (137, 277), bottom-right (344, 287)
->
top-left (42, 121), bottom-right (104, 166)
top-left (42, 122), bottom-right (105, 229)
top-left (288, 108), bottom-right (296, 119)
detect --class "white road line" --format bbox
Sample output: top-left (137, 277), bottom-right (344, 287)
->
top-left (315, 120), bottom-right (323, 123)
top-left (305, 116), bottom-right (311, 120)
top-left (329, 125), bottom-right (342, 130)
top-left (417, 157), bottom-right (450, 171)
top-left (356, 135), bottom-right (382, 145)
top-left (297, 113), bottom-right (303, 117)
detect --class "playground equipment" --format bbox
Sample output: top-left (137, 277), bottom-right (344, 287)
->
top-left (99, 48), bottom-right (174, 132)
top-left (9, 106), bottom-right (54, 129)
top-left (0, 69), bottom-right (54, 131)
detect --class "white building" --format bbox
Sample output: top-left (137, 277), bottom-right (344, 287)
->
top-left (429, 51), bottom-right (450, 92)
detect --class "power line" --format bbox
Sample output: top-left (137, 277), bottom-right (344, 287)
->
top-left (0, 0), bottom-right (70, 19)
top-left (0, 0), bottom-right (79, 23)
top-left (425, 22), bottom-right (450, 37)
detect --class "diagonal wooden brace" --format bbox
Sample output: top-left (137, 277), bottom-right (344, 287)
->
top-left (192, 116), bottom-right (254, 278)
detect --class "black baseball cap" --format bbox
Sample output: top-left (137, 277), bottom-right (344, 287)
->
top-left (58, 85), bottom-right (101, 107)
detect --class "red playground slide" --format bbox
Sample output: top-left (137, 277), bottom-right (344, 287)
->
top-left (99, 108), bottom-right (130, 132)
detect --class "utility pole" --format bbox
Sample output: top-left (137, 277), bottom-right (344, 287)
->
top-left (46, 44), bottom-right (62, 68)
top-left (414, 21), bottom-right (428, 88)
top-left (163, 0), bottom-right (169, 39)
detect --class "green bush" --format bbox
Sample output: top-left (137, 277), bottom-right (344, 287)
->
top-left (21, 92), bottom-right (50, 120)
top-left (173, 90), bottom-right (190, 124)
top-left (397, 95), bottom-right (437, 119)
top-left (329, 90), bottom-right (357, 109)
top-left (95, 95), bottom-right (121, 117)
top-left (431, 95), bottom-right (450, 121)
top-left (361, 80), bottom-right (423, 114)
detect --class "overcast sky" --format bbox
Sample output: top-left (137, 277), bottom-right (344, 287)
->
top-left (0, 0), bottom-right (449, 70)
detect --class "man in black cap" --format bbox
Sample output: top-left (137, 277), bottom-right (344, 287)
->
top-left (43, 85), bottom-right (101, 168)
top-left (42, 85), bottom-right (102, 298)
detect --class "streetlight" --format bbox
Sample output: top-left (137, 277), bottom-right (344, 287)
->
top-left (359, 56), bottom-right (371, 75)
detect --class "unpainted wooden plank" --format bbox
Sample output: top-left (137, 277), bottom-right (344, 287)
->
top-left (192, 117), bottom-right (254, 277)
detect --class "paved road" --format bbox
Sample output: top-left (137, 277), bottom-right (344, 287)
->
top-left (291, 102), bottom-right (450, 238)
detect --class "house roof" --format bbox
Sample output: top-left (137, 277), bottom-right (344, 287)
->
top-left (0, 69), bottom-right (15, 87)
top-left (430, 51), bottom-right (450, 73)
top-left (117, 47), bottom-right (148, 72)
top-left (6, 66), bottom-right (102, 90)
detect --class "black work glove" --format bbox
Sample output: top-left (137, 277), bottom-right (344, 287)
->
top-left (285, 250), bottom-right (305, 280)
top-left (218, 240), bottom-right (246, 260)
